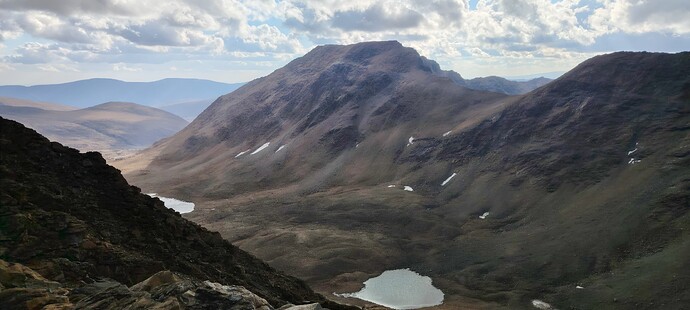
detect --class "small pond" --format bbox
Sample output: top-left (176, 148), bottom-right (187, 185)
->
top-left (147, 193), bottom-right (195, 214)
top-left (336, 268), bottom-right (444, 309)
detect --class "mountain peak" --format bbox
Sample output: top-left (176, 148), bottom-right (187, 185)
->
top-left (282, 40), bottom-right (427, 75)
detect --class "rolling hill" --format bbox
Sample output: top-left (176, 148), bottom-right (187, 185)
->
top-left (0, 96), bottom-right (77, 111)
top-left (158, 99), bottom-right (217, 121)
top-left (0, 100), bottom-right (188, 157)
top-left (119, 42), bottom-right (690, 309)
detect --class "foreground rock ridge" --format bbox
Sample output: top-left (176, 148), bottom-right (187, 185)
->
top-left (0, 117), bottom-right (355, 309)
top-left (121, 41), bottom-right (690, 309)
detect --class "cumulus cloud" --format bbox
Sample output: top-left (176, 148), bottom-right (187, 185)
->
top-left (37, 63), bottom-right (79, 72)
top-left (0, 0), bottom-right (687, 81)
top-left (0, 0), bottom-right (140, 16)
top-left (112, 62), bottom-right (142, 71)
top-left (331, 3), bottom-right (423, 32)
top-left (589, 0), bottom-right (690, 35)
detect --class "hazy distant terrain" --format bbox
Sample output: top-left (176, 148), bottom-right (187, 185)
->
top-left (120, 42), bottom-right (690, 309)
top-left (0, 96), bottom-right (77, 111)
top-left (420, 57), bottom-right (553, 94)
top-left (157, 99), bottom-right (217, 121)
top-left (0, 99), bottom-right (188, 158)
top-left (0, 78), bottom-right (243, 112)
top-left (0, 75), bottom-right (548, 123)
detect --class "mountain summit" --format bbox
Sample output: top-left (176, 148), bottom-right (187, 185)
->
top-left (123, 41), bottom-right (509, 195)
top-left (121, 42), bottom-right (690, 309)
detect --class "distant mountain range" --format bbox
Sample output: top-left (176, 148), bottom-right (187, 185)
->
top-left (0, 98), bottom-right (188, 157)
top-left (119, 41), bottom-right (690, 309)
top-left (421, 57), bottom-right (553, 94)
top-left (0, 78), bottom-right (244, 109)
top-left (0, 74), bottom-right (550, 122)
top-left (502, 71), bottom-right (564, 81)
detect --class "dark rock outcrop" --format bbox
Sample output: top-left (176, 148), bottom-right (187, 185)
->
top-left (0, 117), bottom-right (354, 310)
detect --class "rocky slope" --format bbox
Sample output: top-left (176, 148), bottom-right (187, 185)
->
top-left (0, 117), bottom-right (354, 309)
top-left (120, 42), bottom-right (689, 309)
top-left (0, 100), bottom-right (188, 158)
top-left (122, 40), bottom-right (509, 197)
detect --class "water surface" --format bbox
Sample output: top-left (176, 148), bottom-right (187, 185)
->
top-left (337, 268), bottom-right (444, 309)
top-left (148, 193), bottom-right (195, 214)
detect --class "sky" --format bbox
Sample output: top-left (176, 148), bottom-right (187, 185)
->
top-left (0, 0), bottom-right (688, 85)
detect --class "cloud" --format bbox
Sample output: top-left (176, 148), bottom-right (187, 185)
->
top-left (0, 62), bottom-right (14, 71)
top-left (15, 11), bottom-right (95, 44)
top-left (331, 3), bottom-right (423, 32)
top-left (112, 63), bottom-right (142, 72)
top-left (37, 63), bottom-right (79, 72)
top-left (0, 0), bottom-right (137, 15)
top-left (5, 42), bottom-right (66, 64)
top-left (589, 0), bottom-right (690, 35)
top-left (223, 24), bottom-right (304, 54)
top-left (115, 21), bottom-right (216, 47)
top-left (0, 0), bottom-right (687, 83)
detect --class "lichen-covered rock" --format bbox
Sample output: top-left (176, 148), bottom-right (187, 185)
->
top-left (0, 262), bottom-right (334, 310)
top-left (0, 260), bottom-right (72, 310)
top-left (279, 303), bottom-right (326, 310)
top-left (0, 259), bottom-right (62, 290)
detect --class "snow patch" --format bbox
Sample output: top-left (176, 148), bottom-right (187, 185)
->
top-left (531, 299), bottom-right (552, 309)
top-left (387, 185), bottom-right (396, 188)
top-left (441, 173), bottom-right (457, 186)
top-left (251, 142), bottom-right (270, 155)
top-left (404, 186), bottom-right (414, 192)
top-left (235, 150), bottom-right (250, 158)
top-left (627, 143), bottom-right (641, 164)
top-left (576, 285), bottom-right (584, 289)
top-left (275, 145), bottom-right (286, 153)
top-left (407, 136), bottom-right (414, 146)
top-left (479, 212), bottom-right (490, 219)
top-left (442, 131), bottom-right (451, 137)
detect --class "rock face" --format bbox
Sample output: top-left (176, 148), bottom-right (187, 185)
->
top-left (0, 117), bottom-right (354, 310)
top-left (119, 42), bottom-right (690, 309)
top-left (0, 261), bottom-right (330, 310)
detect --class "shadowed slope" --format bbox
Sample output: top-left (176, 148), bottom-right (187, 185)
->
top-left (0, 117), bottom-right (354, 309)
top-left (123, 41), bottom-right (509, 198)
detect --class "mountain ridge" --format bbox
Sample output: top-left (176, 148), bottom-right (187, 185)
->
top-left (0, 116), bottom-right (355, 309)
top-left (117, 42), bottom-right (690, 308)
